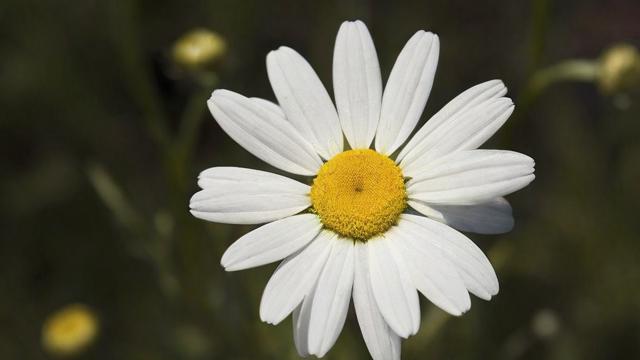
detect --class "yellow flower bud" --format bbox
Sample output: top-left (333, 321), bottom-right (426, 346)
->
top-left (598, 44), bottom-right (640, 94)
top-left (42, 304), bottom-right (99, 357)
top-left (172, 29), bottom-right (227, 70)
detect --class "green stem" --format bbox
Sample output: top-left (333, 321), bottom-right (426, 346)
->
top-left (87, 163), bottom-right (143, 231)
top-left (527, 0), bottom-right (551, 75)
top-left (502, 59), bottom-right (600, 145)
top-left (166, 74), bottom-right (219, 312)
top-left (87, 163), bottom-right (180, 297)
top-left (523, 60), bottom-right (599, 105)
top-left (107, 0), bottom-right (170, 148)
top-left (176, 73), bottom-right (218, 163)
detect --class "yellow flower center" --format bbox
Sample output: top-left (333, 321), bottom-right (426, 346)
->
top-left (310, 149), bottom-right (407, 241)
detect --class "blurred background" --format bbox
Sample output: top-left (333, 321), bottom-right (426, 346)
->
top-left (1, 0), bottom-right (640, 359)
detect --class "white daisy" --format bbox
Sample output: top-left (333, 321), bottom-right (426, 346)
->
top-left (190, 20), bottom-right (535, 359)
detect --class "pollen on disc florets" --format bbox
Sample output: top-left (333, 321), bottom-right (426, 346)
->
top-left (310, 149), bottom-right (407, 241)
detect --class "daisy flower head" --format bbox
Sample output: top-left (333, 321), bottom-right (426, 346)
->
top-left (190, 20), bottom-right (535, 359)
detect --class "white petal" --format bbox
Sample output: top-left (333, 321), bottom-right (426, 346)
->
top-left (196, 166), bottom-right (309, 192)
top-left (398, 80), bottom-right (509, 172)
top-left (376, 31), bottom-right (439, 155)
top-left (220, 214), bottom-right (322, 271)
top-left (190, 167), bottom-right (311, 224)
top-left (408, 197), bottom-right (514, 234)
top-left (401, 101), bottom-right (515, 177)
top-left (307, 239), bottom-right (355, 357)
top-left (207, 90), bottom-right (323, 176)
top-left (259, 230), bottom-right (335, 325)
top-left (368, 237), bottom-right (420, 338)
top-left (333, 20), bottom-right (382, 149)
top-left (250, 97), bottom-right (286, 118)
top-left (402, 214), bottom-right (499, 300)
top-left (407, 150), bottom-right (535, 205)
top-left (292, 287), bottom-right (314, 357)
top-left (390, 222), bottom-right (471, 315)
top-left (353, 242), bottom-right (401, 360)
top-left (267, 46), bottom-right (343, 159)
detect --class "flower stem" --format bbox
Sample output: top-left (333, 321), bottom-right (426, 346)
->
top-left (107, 0), bottom-right (170, 148)
top-left (177, 73), bottom-right (218, 160)
top-left (522, 60), bottom-right (600, 107)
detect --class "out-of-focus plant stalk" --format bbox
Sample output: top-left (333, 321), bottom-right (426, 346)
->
top-left (169, 72), bottom-right (219, 198)
top-left (108, 0), bottom-right (170, 149)
top-left (107, 0), bottom-right (226, 310)
top-left (526, 0), bottom-right (550, 75)
top-left (87, 163), bottom-right (180, 297)
top-left (168, 31), bottom-right (226, 314)
top-left (176, 73), bottom-right (218, 164)
top-left (516, 43), bottom-right (640, 118)
top-left (172, 29), bottom-right (225, 177)
top-left (87, 163), bottom-right (142, 231)
top-left (521, 60), bottom-right (599, 108)
top-left (519, 43), bottom-right (640, 112)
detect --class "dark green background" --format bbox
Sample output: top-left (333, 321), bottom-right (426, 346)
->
top-left (1, 0), bottom-right (639, 359)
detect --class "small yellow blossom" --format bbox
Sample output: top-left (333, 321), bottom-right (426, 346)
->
top-left (599, 43), bottom-right (640, 94)
top-left (42, 304), bottom-right (99, 357)
top-left (172, 29), bottom-right (227, 70)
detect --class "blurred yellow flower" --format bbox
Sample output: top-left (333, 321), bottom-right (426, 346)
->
top-left (172, 29), bottom-right (227, 70)
top-left (42, 304), bottom-right (99, 357)
top-left (599, 43), bottom-right (640, 94)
